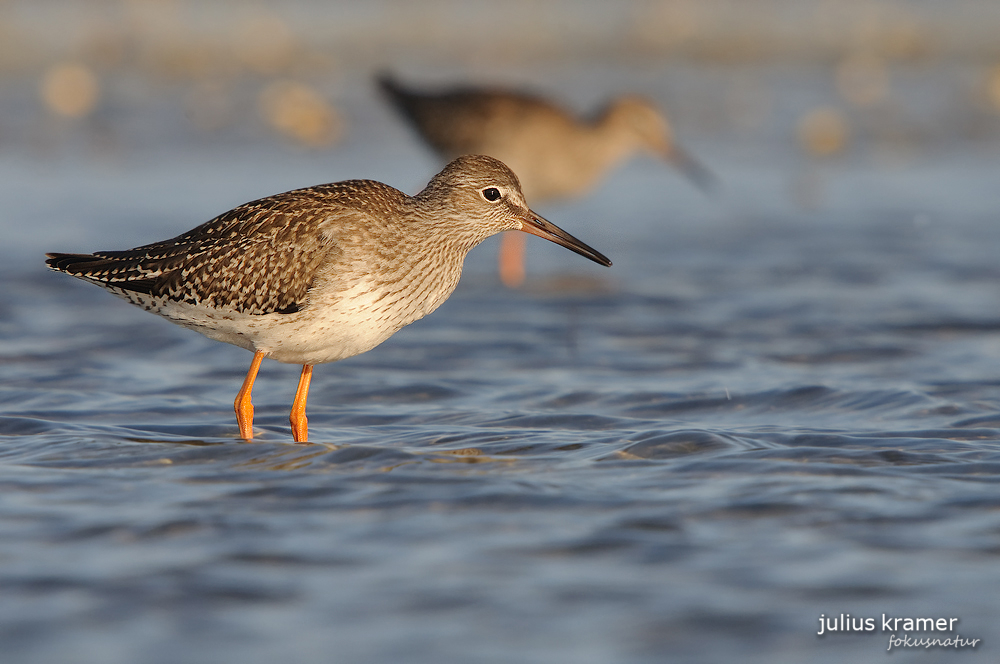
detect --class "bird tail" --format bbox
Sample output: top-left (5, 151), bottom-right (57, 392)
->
top-left (46, 252), bottom-right (101, 275)
top-left (45, 252), bottom-right (158, 295)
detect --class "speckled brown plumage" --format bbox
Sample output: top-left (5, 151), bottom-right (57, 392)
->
top-left (45, 155), bottom-right (610, 443)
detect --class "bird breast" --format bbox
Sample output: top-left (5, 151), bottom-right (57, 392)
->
top-left (250, 247), bottom-right (465, 366)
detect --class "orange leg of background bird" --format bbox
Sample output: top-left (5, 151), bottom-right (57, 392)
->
top-left (290, 364), bottom-right (313, 443)
top-left (235, 350), bottom-right (266, 440)
top-left (498, 231), bottom-right (527, 288)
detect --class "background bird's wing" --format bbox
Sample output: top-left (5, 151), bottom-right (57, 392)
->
top-left (379, 75), bottom-right (568, 158)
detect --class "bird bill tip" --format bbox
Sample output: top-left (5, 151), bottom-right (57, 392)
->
top-left (519, 213), bottom-right (612, 268)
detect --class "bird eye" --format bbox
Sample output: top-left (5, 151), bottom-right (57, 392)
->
top-left (481, 187), bottom-right (502, 202)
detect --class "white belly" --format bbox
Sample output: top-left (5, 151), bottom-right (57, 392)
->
top-left (135, 276), bottom-right (457, 366)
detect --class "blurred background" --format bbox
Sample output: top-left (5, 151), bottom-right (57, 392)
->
top-left (5, 0), bottom-right (1000, 181)
top-left (4, 0), bottom-right (1000, 266)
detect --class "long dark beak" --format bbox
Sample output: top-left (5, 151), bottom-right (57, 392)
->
top-left (664, 142), bottom-right (719, 194)
top-left (519, 211), bottom-right (611, 267)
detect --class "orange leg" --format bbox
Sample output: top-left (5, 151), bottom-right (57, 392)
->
top-left (498, 231), bottom-right (527, 288)
top-left (234, 350), bottom-right (266, 440)
top-left (290, 364), bottom-right (313, 443)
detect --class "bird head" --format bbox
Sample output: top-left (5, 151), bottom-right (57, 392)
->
top-left (418, 155), bottom-right (611, 267)
top-left (601, 97), bottom-right (717, 192)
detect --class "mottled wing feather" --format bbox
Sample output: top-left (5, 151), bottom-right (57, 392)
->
top-left (46, 183), bottom-right (392, 315)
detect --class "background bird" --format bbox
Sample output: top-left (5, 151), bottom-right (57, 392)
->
top-left (46, 155), bottom-right (611, 443)
top-left (378, 72), bottom-right (715, 286)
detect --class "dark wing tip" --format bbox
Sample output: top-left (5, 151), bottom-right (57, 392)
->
top-left (46, 252), bottom-right (95, 273)
top-left (376, 71), bottom-right (402, 96)
top-left (44, 253), bottom-right (157, 295)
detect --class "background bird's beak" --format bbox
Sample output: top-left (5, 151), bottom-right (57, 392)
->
top-left (519, 211), bottom-right (612, 267)
top-left (662, 142), bottom-right (719, 194)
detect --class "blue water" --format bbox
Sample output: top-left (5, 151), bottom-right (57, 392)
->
top-left (3, 56), bottom-right (1000, 663)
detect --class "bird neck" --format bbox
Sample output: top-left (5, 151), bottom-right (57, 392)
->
top-left (391, 201), bottom-right (489, 299)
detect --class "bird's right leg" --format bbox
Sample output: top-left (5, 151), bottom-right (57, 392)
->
top-left (289, 364), bottom-right (313, 443)
top-left (235, 350), bottom-right (266, 440)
